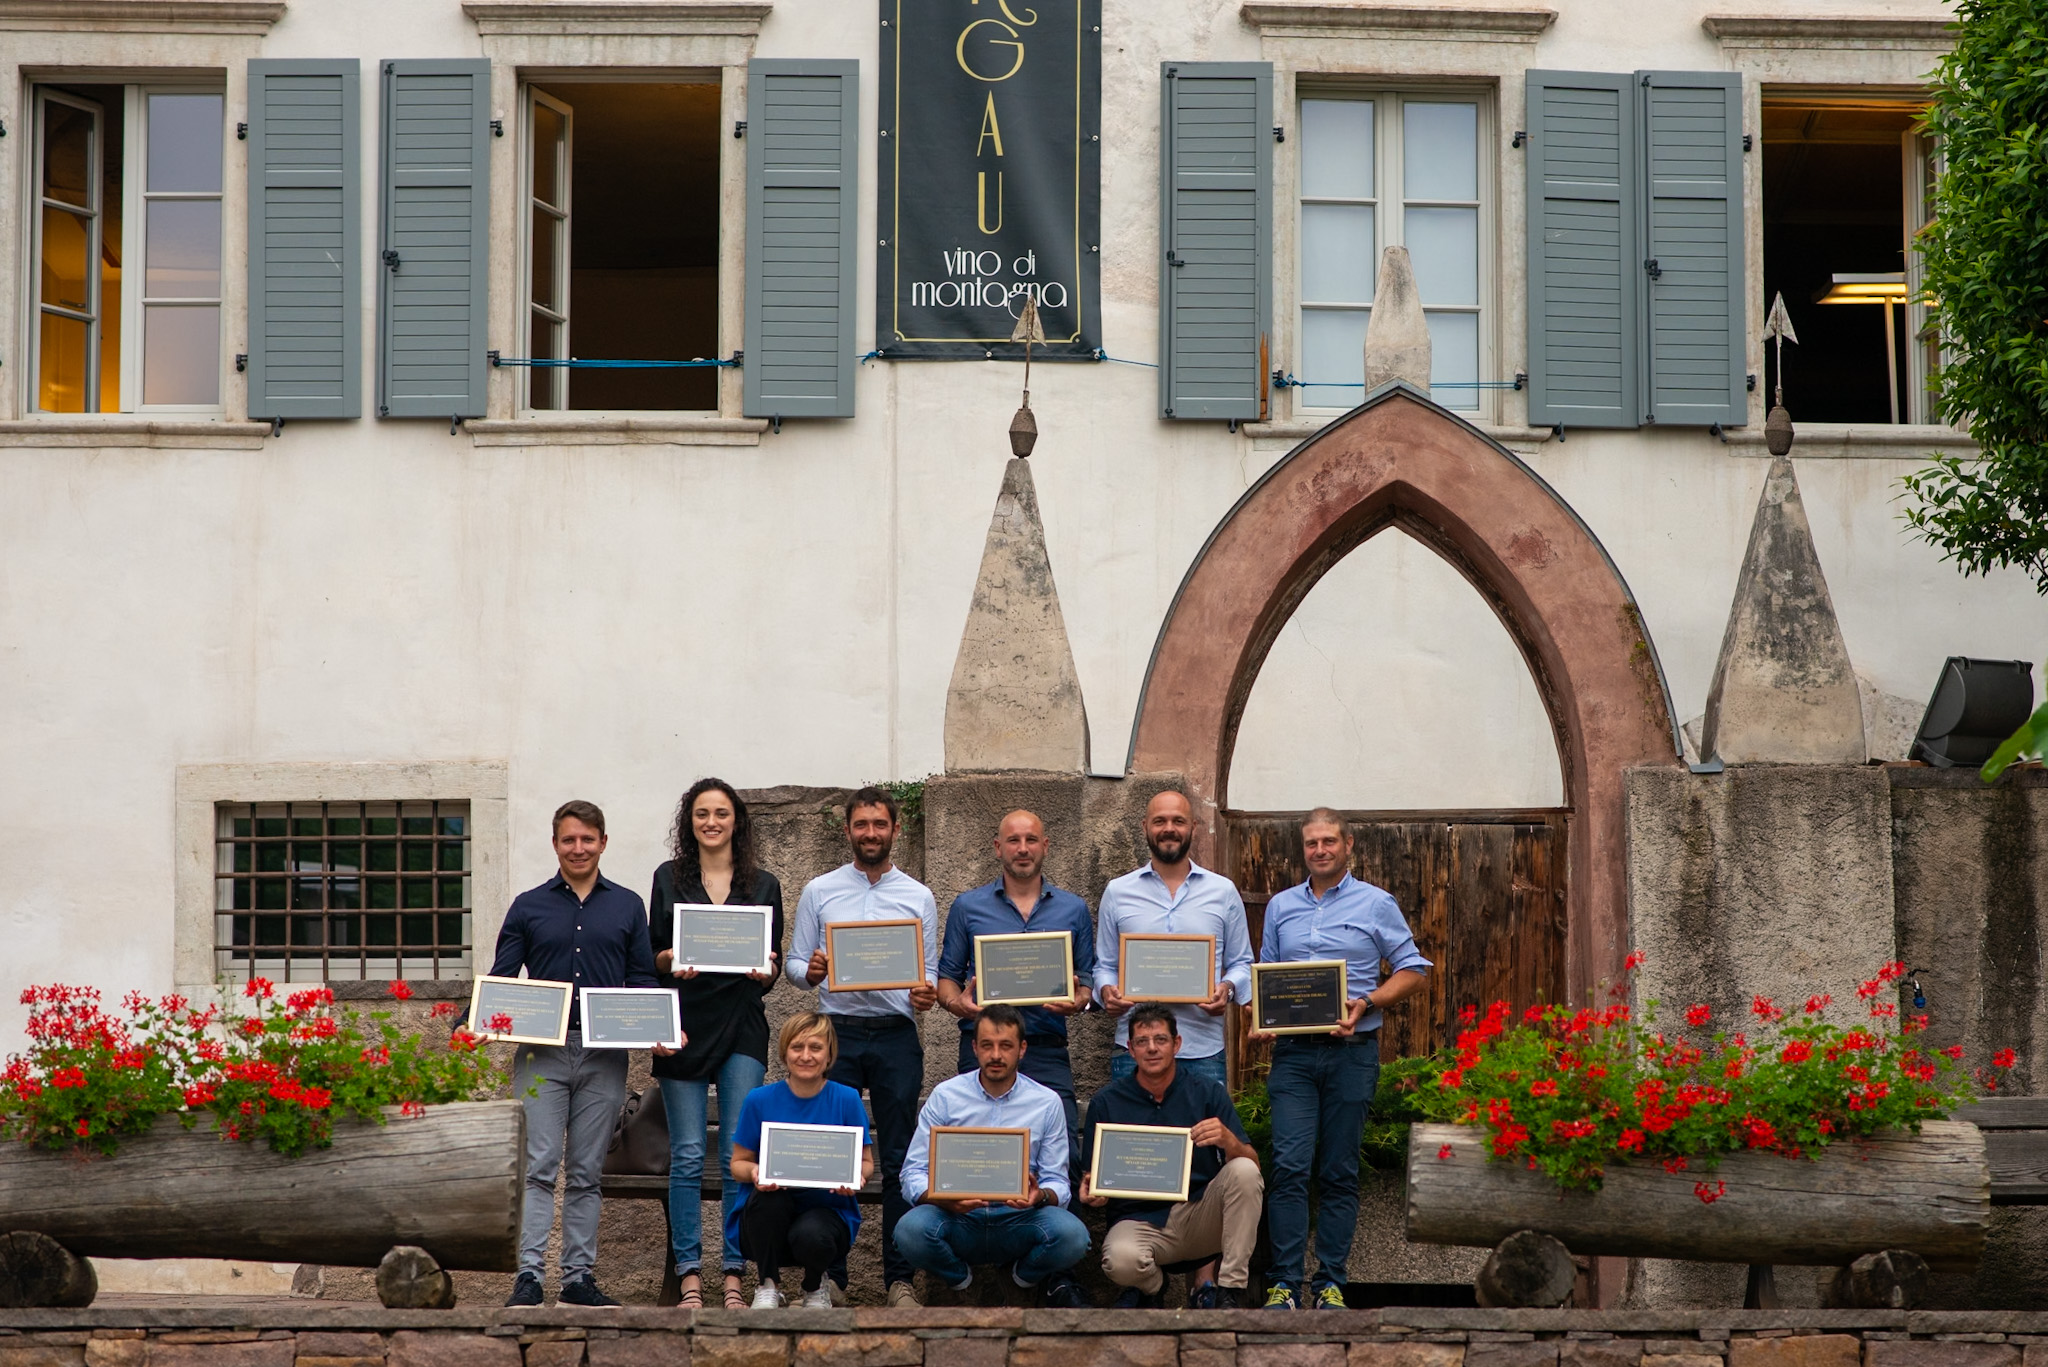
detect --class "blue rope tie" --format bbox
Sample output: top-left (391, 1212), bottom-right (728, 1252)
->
top-left (1091, 349), bottom-right (1160, 369)
top-left (1271, 372), bottom-right (1520, 390)
top-left (490, 356), bottom-right (739, 369)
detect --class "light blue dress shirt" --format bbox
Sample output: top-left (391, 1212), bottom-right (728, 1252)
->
top-left (787, 862), bottom-right (940, 1019)
top-left (1094, 861), bottom-right (1254, 1060)
top-left (901, 1070), bottom-right (1071, 1207)
top-left (1260, 872), bottom-right (1431, 1033)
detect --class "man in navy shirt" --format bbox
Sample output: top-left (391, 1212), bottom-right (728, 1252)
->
top-left (1081, 1004), bottom-right (1263, 1309)
top-left (937, 810), bottom-right (1094, 1182)
top-left (493, 800), bottom-right (661, 1309)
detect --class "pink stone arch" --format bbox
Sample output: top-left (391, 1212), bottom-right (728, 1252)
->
top-left (1126, 387), bottom-right (1683, 997)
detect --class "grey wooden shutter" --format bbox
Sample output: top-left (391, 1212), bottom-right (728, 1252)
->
top-left (248, 60), bottom-right (360, 420)
top-left (743, 59), bottom-right (858, 419)
top-left (1158, 62), bottom-right (1271, 421)
top-left (1525, 71), bottom-right (1639, 430)
top-left (377, 59), bottom-right (489, 419)
top-left (1639, 71), bottom-right (1745, 426)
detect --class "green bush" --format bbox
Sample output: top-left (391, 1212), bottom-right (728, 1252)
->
top-left (1237, 1050), bottom-right (1443, 1172)
top-left (1902, 0), bottom-right (2048, 594)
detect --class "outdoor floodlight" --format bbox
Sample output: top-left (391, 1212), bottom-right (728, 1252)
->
top-left (1910, 656), bottom-right (2035, 768)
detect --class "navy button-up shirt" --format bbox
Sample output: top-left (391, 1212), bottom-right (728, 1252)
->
top-left (938, 877), bottom-right (1096, 1041)
top-left (491, 871), bottom-right (659, 1032)
top-left (1081, 1065), bottom-right (1250, 1229)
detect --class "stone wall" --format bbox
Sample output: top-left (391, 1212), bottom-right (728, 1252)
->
top-left (20, 1305), bottom-right (2048, 1367)
top-left (1624, 764), bottom-right (2048, 1311)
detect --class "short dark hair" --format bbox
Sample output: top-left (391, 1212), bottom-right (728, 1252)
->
top-left (1127, 1003), bottom-right (1179, 1042)
top-left (975, 1003), bottom-right (1027, 1042)
top-left (552, 800), bottom-right (606, 837)
top-left (846, 785), bottom-right (899, 825)
top-left (1301, 808), bottom-right (1350, 838)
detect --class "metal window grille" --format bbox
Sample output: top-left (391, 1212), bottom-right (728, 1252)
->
top-left (214, 800), bottom-right (472, 982)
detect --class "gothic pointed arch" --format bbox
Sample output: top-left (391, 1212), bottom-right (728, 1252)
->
top-left (1126, 384), bottom-right (1684, 998)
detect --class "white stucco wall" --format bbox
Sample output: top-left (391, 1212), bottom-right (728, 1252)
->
top-left (1, 0), bottom-right (2042, 1040)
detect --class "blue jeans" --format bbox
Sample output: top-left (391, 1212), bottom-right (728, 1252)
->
top-left (1265, 1034), bottom-right (1380, 1291)
top-left (1109, 1048), bottom-right (1227, 1088)
top-left (894, 1202), bottom-right (1091, 1288)
top-left (659, 1050), bottom-right (766, 1275)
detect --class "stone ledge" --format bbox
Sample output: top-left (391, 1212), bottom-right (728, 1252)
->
top-left (0, 419), bottom-right (273, 451)
top-left (1239, 3), bottom-right (1555, 36)
top-left (465, 416), bottom-right (769, 448)
top-left (0, 0), bottom-right (284, 32)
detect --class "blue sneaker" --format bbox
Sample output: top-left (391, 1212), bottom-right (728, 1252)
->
top-left (1262, 1284), bottom-right (1299, 1310)
top-left (1312, 1284), bottom-right (1347, 1310)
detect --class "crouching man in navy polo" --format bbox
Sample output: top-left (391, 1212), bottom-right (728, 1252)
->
top-left (895, 1004), bottom-right (1091, 1306)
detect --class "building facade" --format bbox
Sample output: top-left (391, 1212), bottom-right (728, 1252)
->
top-left (0, 0), bottom-right (2038, 1032)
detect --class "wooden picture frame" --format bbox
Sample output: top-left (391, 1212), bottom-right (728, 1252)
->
top-left (973, 930), bottom-right (1076, 1007)
top-left (1088, 1123), bottom-right (1194, 1202)
top-left (469, 974), bottom-right (573, 1046)
top-left (928, 1126), bottom-right (1032, 1201)
top-left (824, 918), bottom-right (927, 991)
top-left (1119, 933), bottom-right (1216, 1003)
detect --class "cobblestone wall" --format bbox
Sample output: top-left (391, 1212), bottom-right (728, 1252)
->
top-left (13, 1309), bottom-right (2048, 1367)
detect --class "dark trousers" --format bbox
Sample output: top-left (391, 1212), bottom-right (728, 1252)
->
top-left (827, 1013), bottom-right (922, 1289)
top-left (957, 1031), bottom-right (1081, 1192)
top-left (739, 1189), bottom-right (852, 1292)
top-left (1266, 1032), bottom-right (1380, 1292)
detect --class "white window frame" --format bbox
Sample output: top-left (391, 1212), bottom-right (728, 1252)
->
top-left (511, 71), bottom-right (725, 420)
top-left (25, 76), bottom-right (227, 418)
top-left (1292, 84), bottom-right (1497, 423)
top-left (522, 85), bottom-right (574, 413)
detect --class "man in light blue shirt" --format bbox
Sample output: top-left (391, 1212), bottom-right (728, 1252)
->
top-left (1251, 807), bottom-right (1429, 1311)
top-left (787, 787), bottom-right (940, 1306)
top-left (895, 1005), bottom-right (1090, 1306)
top-left (1095, 790), bottom-right (1253, 1087)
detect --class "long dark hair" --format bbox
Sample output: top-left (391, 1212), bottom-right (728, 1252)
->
top-left (669, 777), bottom-right (759, 898)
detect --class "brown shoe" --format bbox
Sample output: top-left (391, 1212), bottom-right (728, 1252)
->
top-left (887, 1281), bottom-right (921, 1308)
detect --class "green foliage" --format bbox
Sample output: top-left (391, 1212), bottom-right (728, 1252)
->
top-left (1982, 679), bottom-right (2048, 780)
top-left (1236, 1051), bottom-right (1443, 1172)
top-left (0, 981), bottom-right (501, 1158)
top-left (1902, 0), bottom-right (2048, 593)
top-left (1420, 963), bottom-right (2013, 1196)
top-left (825, 778), bottom-right (930, 828)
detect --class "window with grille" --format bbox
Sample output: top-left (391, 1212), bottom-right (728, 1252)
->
top-left (214, 801), bottom-right (472, 982)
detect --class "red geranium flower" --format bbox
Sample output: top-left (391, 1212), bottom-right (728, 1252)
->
top-left (1686, 1004), bottom-right (1711, 1027)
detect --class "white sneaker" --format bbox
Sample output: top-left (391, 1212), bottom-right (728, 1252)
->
top-left (751, 1283), bottom-right (785, 1309)
top-left (801, 1286), bottom-right (834, 1309)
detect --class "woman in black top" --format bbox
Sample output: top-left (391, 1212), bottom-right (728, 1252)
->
top-left (649, 777), bottom-right (784, 1310)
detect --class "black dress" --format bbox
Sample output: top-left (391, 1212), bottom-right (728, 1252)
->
top-left (647, 863), bottom-right (785, 1081)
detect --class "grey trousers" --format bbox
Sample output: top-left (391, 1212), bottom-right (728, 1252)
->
top-left (513, 1032), bottom-right (628, 1281)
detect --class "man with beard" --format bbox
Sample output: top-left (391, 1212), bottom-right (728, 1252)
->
top-left (788, 786), bottom-right (940, 1306)
top-left (937, 810), bottom-right (1094, 1186)
top-left (895, 1004), bottom-right (1091, 1305)
top-left (1095, 790), bottom-right (1252, 1090)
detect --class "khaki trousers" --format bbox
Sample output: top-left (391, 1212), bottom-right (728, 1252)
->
top-left (1101, 1156), bottom-right (1264, 1292)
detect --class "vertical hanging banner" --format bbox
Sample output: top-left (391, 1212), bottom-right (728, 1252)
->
top-left (878, 0), bottom-right (1101, 359)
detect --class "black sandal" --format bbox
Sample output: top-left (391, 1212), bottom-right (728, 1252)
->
top-left (723, 1278), bottom-right (748, 1310)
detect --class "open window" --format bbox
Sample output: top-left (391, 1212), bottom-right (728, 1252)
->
top-left (520, 80), bottom-right (721, 412)
top-left (31, 82), bottom-right (224, 413)
top-left (1761, 94), bottom-right (1933, 424)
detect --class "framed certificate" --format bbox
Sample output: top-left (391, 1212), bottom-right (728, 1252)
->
top-left (579, 987), bottom-right (683, 1049)
top-left (974, 931), bottom-right (1074, 1006)
top-left (825, 918), bottom-right (926, 991)
top-left (1089, 1123), bottom-right (1194, 1202)
top-left (1251, 960), bottom-right (1349, 1035)
top-left (1119, 933), bottom-right (1216, 1003)
top-left (674, 903), bottom-right (774, 975)
top-left (929, 1126), bottom-right (1031, 1200)
top-left (758, 1122), bottom-right (866, 1190)
top-left (469, 975), bottom-right (573, 1046)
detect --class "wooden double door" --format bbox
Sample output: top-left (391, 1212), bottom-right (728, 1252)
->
top-left (1223, 809), bottom-right (1569, 1073)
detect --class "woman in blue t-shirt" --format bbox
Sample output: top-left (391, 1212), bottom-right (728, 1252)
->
top-left (728, 1012), bottom-right (875, 1309)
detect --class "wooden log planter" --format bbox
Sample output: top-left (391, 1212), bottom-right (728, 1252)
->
top-left (0, 1099), bottom-right (523, 1302)
top-left (1405, 1119), bottom-right (1991, 1271)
